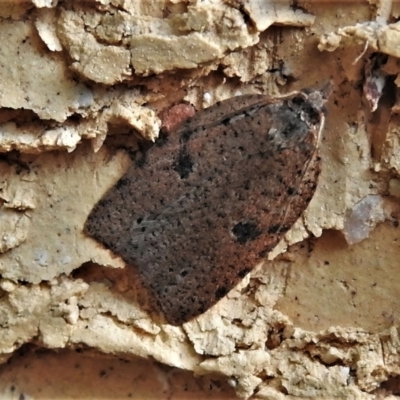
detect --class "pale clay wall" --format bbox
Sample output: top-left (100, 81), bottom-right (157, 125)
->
top-left (1, 0), bottom-right (400, 399)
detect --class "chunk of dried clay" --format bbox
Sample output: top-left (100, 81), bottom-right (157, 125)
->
top-left (85, 88), bottom-right (328, 325)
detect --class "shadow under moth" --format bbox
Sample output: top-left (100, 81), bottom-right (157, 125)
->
top-left (85, 88), bottom-right (328, 325)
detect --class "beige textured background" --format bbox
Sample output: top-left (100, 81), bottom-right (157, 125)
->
top-left (1, 0), bottom-right (400, 399)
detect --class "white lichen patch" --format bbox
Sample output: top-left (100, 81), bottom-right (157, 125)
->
top-left (342, 194), bottom-right (386, 245)
top-left (0, 210), bottom-right (30, 253)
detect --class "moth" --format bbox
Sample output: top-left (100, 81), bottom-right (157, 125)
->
top-left (85, 87), bottom-right (328, 325)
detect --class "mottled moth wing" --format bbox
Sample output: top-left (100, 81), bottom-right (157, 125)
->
top-left (85, 91), bottom-right (325, 325)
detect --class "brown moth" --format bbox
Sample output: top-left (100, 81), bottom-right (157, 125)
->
top-left (85, 88), bottom-right (328, 325)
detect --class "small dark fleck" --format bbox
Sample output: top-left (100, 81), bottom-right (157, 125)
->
top-left (155, 132), bottom-right (169, 147)
top-left (232, 222), bottom-right (262, 244)
top-left (172, 149), bottom-right (194, 179)
top-left (238, 268), bottom-right (250, 278)
top-left (181, 129), bottom-right (193, 142)
top-left (116, 177), bottom-right (129, 189)
top-left (215, 286), bottom-right (228, 299)
top-left (135, 151), bottom-right (147, 168)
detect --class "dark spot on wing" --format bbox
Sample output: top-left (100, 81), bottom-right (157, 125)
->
top-left (172, 149), bottom-right (194, 179)
top-left (232, 222), bottom-right (262, 244)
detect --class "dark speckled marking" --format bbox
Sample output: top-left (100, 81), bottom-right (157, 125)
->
top-left (85, 89), bottom-right (328, 325)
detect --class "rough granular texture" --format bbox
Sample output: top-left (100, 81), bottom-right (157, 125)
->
top-left (85, 90), bottom-right (325, 325)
